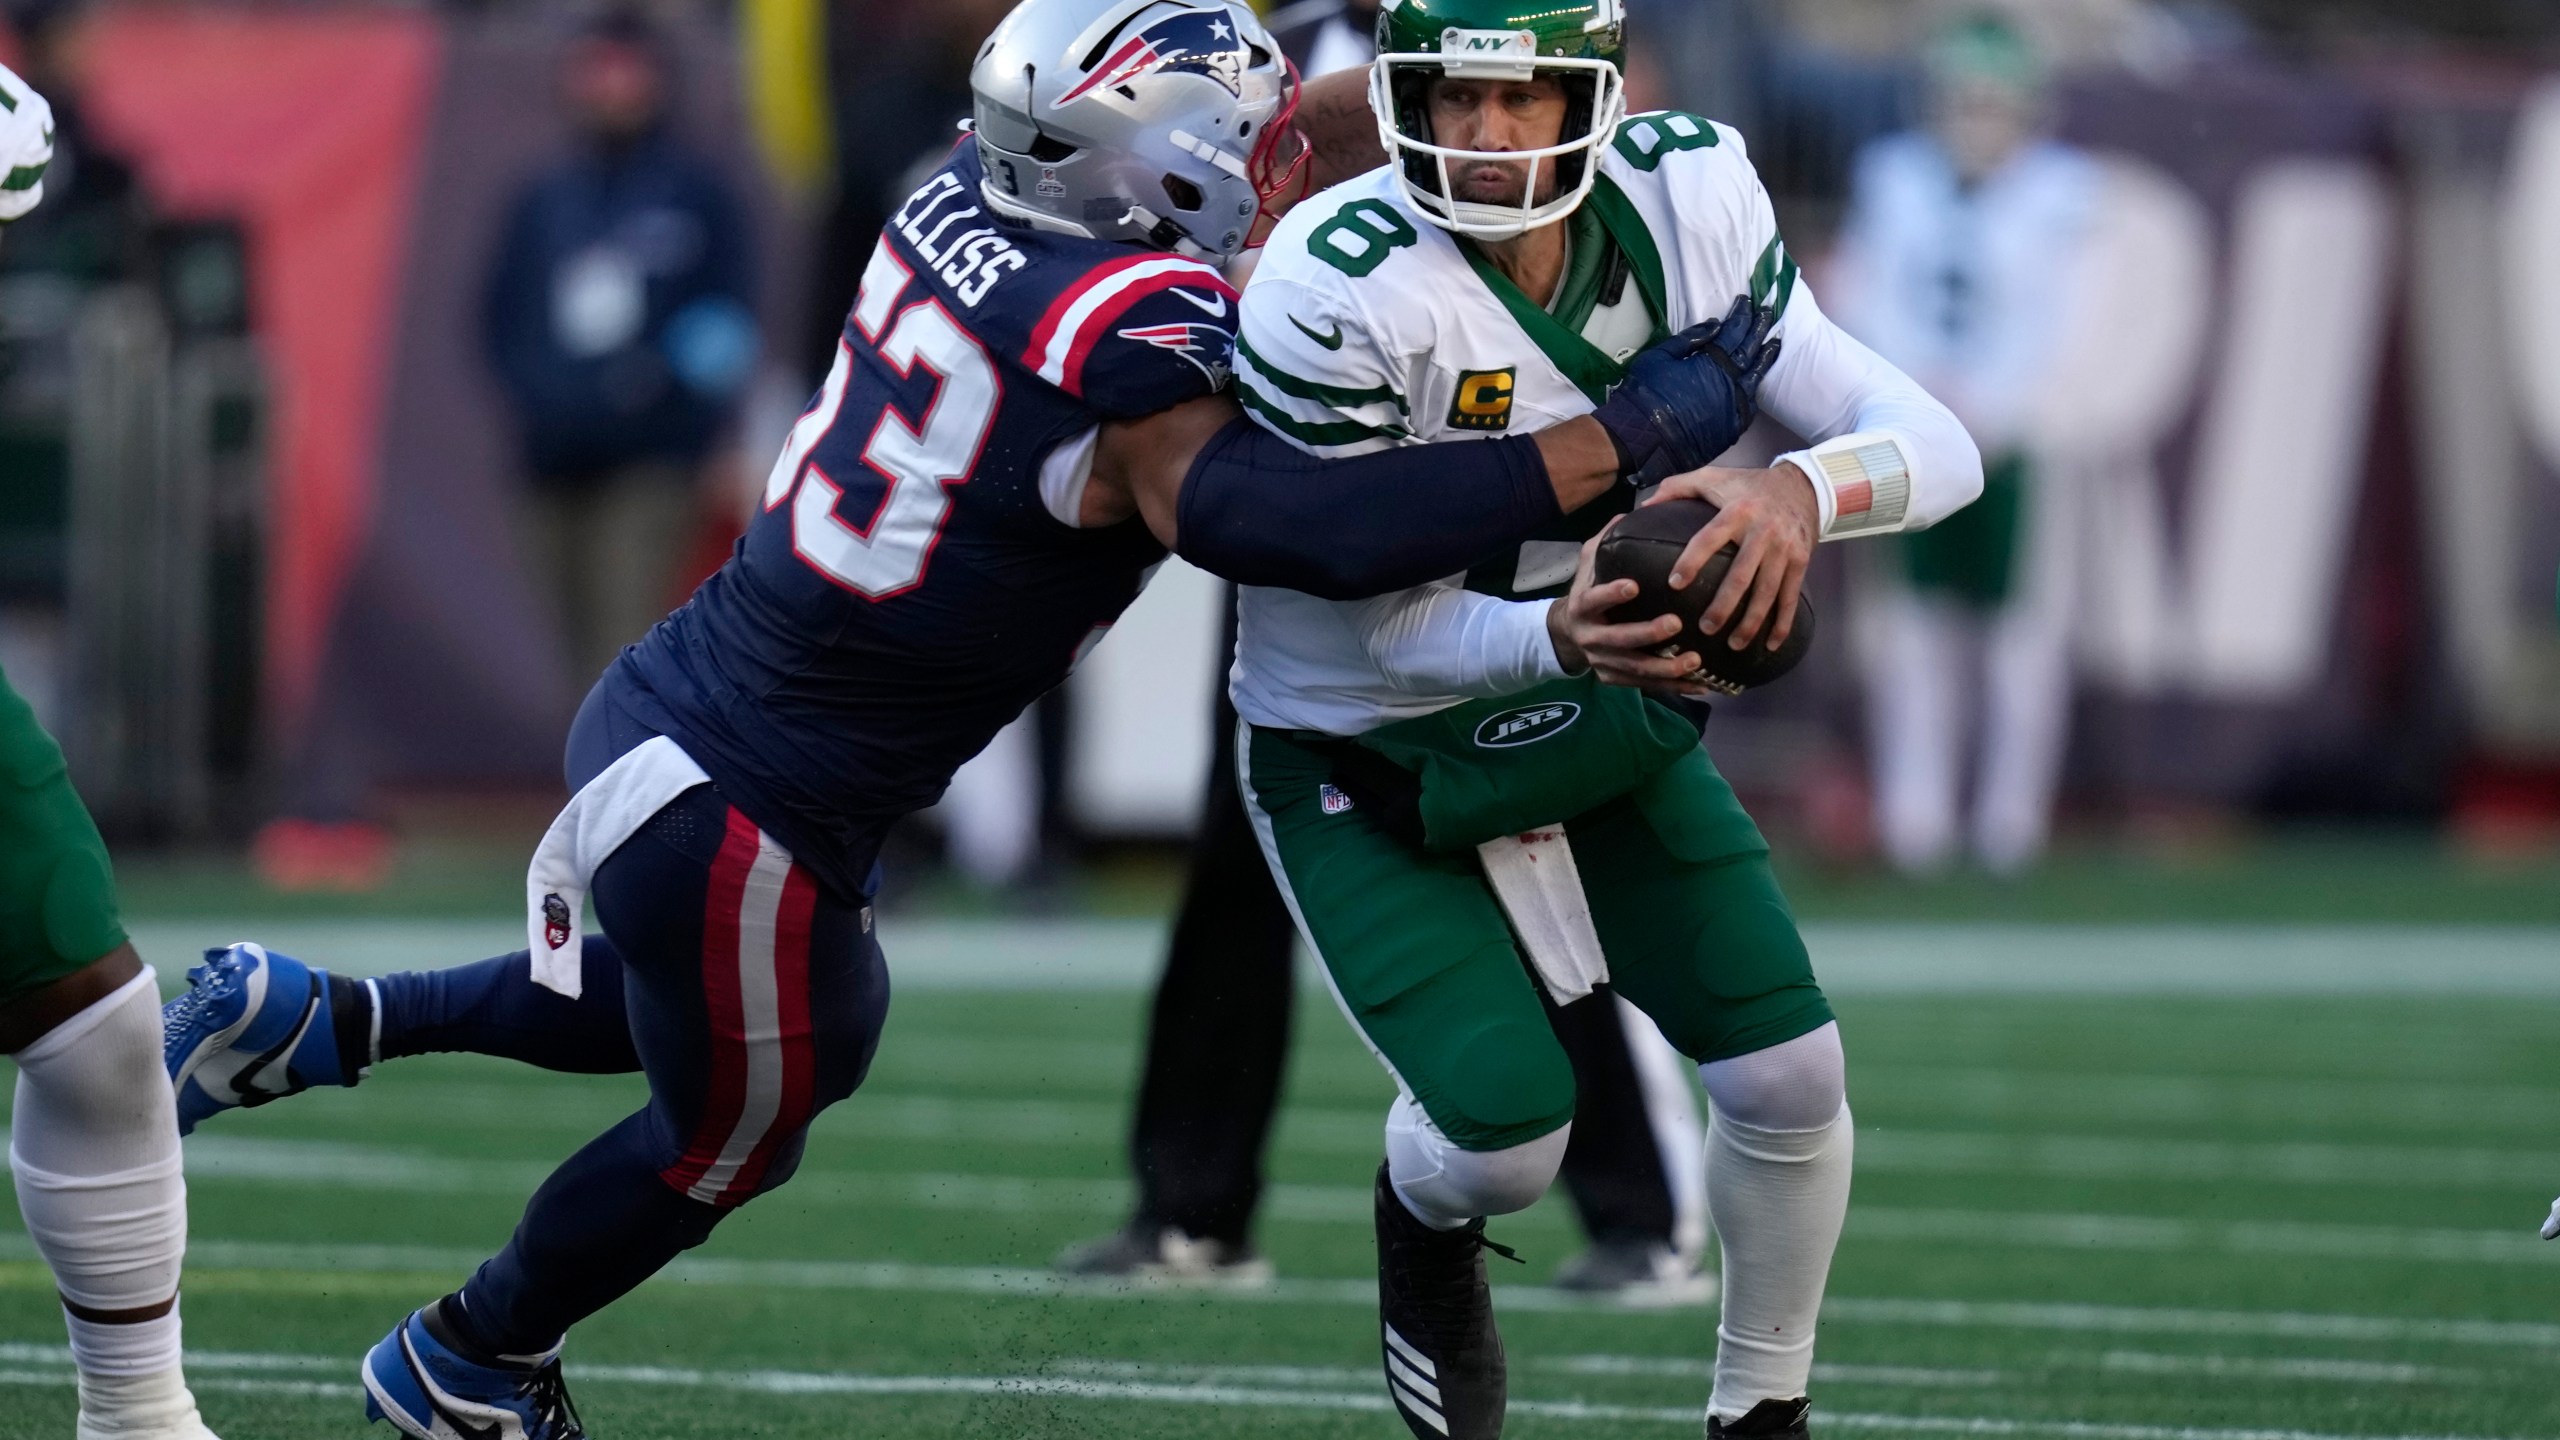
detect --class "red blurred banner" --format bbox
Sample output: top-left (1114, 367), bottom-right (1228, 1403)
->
top-left (81, 8), bottom-right (441, 739)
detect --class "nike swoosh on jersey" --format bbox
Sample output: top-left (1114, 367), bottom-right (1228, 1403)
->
top-left (1169, 286), bottom-right (1228, 318)
top-left (1290, 315), bottom-right (1344, 350)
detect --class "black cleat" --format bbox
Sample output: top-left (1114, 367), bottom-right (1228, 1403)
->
top-left (1708, 1396), bottom-right (1812, 1438)
top-left (1374, 1160), bottom-right (1517, 1439)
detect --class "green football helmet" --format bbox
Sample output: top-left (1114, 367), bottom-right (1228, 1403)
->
top-left (1366, 0), bottom-right (1628, 239)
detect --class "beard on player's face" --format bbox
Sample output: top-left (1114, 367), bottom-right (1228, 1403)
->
top-left (1426, 75), bottom-right (1569, 208)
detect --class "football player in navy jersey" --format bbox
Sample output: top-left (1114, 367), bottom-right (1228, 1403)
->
top-left (161, 1), bottom-right (1786, 1433)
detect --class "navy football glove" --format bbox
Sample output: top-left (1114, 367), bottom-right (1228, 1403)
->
top-left (1589, 294), bottom-right (1781, 488)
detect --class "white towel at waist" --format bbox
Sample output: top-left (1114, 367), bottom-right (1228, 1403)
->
top-left (525, 735), bottom-right (711, 997)
top-left (1477, 825), bottom-right (1610, 1005)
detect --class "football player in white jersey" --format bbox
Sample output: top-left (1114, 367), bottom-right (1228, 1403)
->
top-left (1225, 3), bottom-right (1983, 1436)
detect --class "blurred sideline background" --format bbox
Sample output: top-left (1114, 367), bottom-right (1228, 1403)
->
top-left (0, 0), bottom-right (2556, 924)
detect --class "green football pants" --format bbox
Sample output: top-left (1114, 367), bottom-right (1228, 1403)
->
top-left (1242, 726), bottom-right (1832, 1153)
top-left (0, 666), bottom-right (126, 1008)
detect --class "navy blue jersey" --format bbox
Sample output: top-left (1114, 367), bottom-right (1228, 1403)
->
top-left (607, 146), bottom-right (1239, 900)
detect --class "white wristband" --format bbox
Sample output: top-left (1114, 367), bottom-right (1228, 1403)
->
top-left (1776, 432), bottom-right (1915, 540)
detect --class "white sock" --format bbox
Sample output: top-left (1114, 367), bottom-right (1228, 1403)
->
top-left (77, 1362), bottom-right (215, 1439)
top-left (1702, 1103), bottom-right (1853, 1419)
top-left (8, 973), bottom-right (193, 1382)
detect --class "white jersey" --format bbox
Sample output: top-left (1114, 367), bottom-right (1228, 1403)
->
top-left (0, 63), bottom-right (54, 223)
top-left (1825, 133), bottom-right (2101, 452)
top-left (1230, 112), bottom-right (1982, 736)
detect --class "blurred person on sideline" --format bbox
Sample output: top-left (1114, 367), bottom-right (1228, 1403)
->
top-left (0, 54), bottom-right (223, 1440)
top-left (484, 7), bottom-right (759, 689)
top-left (1827, 8), bottom-right (2098, 875)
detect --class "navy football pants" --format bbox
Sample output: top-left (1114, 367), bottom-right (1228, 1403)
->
top-left (370, 691), bottom-right (890, 1355)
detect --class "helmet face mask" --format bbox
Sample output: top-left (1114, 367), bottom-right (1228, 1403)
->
top-left (969, 0), bottom-right (1303, 261)
top-left (1367, 1), bottom-right (1628, 242)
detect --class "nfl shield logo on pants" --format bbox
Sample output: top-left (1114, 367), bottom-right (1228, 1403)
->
top-left (1319, 784), bottom-right (1355, 815)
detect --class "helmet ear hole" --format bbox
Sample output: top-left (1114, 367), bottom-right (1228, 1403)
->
top-left (1029, 133), bottom-right (1077, 162)
top-left (1162, 174), bottom-right (1206, 211)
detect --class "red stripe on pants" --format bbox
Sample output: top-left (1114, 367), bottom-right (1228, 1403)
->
top-left (659, 807), bottom-right (762, 1198)
top-left (724, 863), bottom-right (821, 1197)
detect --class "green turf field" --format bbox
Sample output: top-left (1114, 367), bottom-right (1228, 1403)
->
top-left (6, 922), bottom-right (2560, 1439)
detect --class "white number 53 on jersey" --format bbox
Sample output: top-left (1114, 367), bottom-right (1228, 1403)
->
top-left (762, 243), bottom-right (997, 599)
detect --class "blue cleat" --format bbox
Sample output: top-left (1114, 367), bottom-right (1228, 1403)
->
top-left (162, 941), bottom-right (356, 1136)
top-left (362, 1307), bottom-right (584, 1440)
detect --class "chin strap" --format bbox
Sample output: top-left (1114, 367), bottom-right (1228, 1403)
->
top-left (1775, 431), bottom-right (1915, 540)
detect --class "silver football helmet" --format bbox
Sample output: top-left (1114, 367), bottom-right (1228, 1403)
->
top-left (970, 0), bottom-right (1302, 261)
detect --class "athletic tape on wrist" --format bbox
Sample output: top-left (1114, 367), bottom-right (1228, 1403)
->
top-left (1777, 432), bottom-right (1913, 539)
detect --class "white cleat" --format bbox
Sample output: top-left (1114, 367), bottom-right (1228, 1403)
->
top-left (2542, 1196), bottom-right (2559, 1241)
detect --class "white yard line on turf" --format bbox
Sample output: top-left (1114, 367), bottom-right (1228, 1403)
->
top-left (0, 1346), bottom-right (2536, 1440)
top-left (61, 1138), bottom-right (2560, 1265)
top-left (8, 1234), bottom-right (2557, 1352)
top-left (1848, 1207), bottom-right (2560, 1265)
top-left (22, 1110), bottom-right (2547, 1189)
top-left (101, 1125), bottom-right (2560, 1194)
top-left (2095, 1351), bottom-right (2458, 1385)
top-left (1819, 1298), bottom-right (2560, 1350)
top-left (126, 919), bottom-right (2560, 995)
top-left (1853, 1131), bottom-right (2558, 1190)
top-left (1545, 1354), bottom-right (2010, 1387)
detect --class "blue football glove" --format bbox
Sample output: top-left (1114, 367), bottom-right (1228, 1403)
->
top-left (1590, 294), bottom-right (1781, 488)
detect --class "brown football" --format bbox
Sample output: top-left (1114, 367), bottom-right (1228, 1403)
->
top-left (1591, 498), bottom-right (1816, 694)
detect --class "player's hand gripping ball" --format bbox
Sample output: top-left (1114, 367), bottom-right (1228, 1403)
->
top-left (1593, 498), bottom-right (1815, 695)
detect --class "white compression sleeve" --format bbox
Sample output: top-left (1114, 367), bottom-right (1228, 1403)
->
top-left (1698, 1022), bottom-right (1854, 1419)
top-left (1351, 583), bottom-right (1567, 700)
top-left (9, 971), bottom-right (190, 1377)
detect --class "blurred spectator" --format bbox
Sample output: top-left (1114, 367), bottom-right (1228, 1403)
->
top-left (483, 8), bottom-right (757, 689)
top-left (1826, 8), bottom-right (2099, 873)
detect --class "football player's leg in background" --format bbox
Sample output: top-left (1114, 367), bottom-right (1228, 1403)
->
top-left (1575, 758), bottom-right (1850, 1432)
top-left (1, 669), bottom-right (216, 1439)
top-left (1969, 466), bottom-right (2078, 874)
top-left (1859, 582), bottom-right (1968, 873)
top-left (1549, 987), bottom-right (1710, 1293)
top-left (1062, 605), bottom-right (1297, 1277)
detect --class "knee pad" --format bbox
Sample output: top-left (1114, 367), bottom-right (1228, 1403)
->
top-left (1413, 1005), bottom-right (1577, 1152)
top-left (1699, 1021), bottom-right (1846, 1132)
top-left (9, 973), bottom-right (187, 1315)
top-left (1385, 1094), bottom-right (1567, 1227)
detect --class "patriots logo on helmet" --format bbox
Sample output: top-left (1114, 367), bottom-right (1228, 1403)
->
top-left (1118, 319), bottom-right (1234, 388)
top-left (1053, 11), bottom-right (1248, 107)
